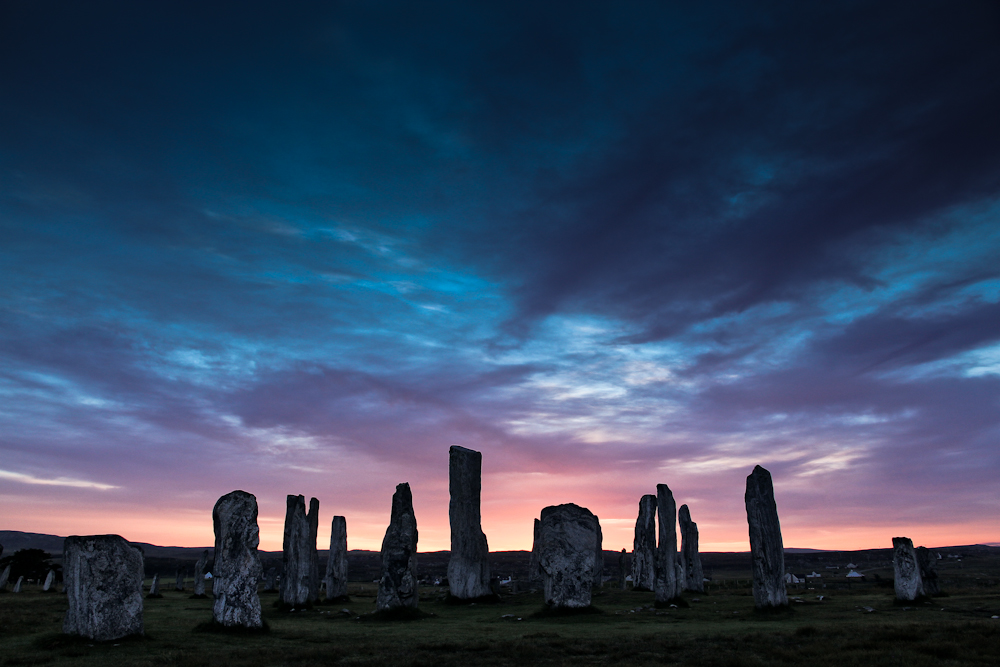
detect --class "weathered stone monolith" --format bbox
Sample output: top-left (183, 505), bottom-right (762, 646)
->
top-left (679, 504), bottom-right (704, 592)
top-left (618, 549), bottom-right (628, 590)
top-left (280, 494), bottom-right (319, 607)
top-left (193, 550), bottom-right (209, 597)
top-left (0, 564), bottom-right (10, 589)
top-left (147, 573), bottom-right (161, 597)
top-left (528, 518), bottom-right (542, 582)
top-left (447, 446), bottom-right (492, 599)
top-left (212, 489), bottom-right (264, 628)
top-left (174, 569), bottom-right (184, 591)
top-left (594, 519), bottom-right (604, 589)
top-left (632, 494), bottom-right (657, 591)
top-left (263, 567), bottom-right (278, 592)
top-left (377, 483), bottom-right (419, 611)
top-left (916, 546), bottom-right (939, 596)
top-left (63, 534), bottom-right (144, 640)
top-left (745, 465), bottom-right (788, 608)
top-left (13, 576), bottom-right (24, 593)
top-left (324, 516), bottom-right (348, 600)
top-left (537, 503), bottom-right (601, 608)
top-left (655, 484), bottom-right (680, 603)
top-left (893, 537), bottom-right (924, 601)
top-left (43, 569), bottom-right (55, 591)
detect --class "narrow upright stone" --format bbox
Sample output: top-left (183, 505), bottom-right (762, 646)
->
top-left (528, 518), bottom-right (542, 582)
top-left (13, 576), bottom-right (24, 593)
top-left (193, 550), bottom-right (209, 596)
top-left (618, 549), bottom-right (628, 590)
top-left (174, 569), bottom-right (184, 591)
top-left (593, 518), bottom-right (604, 589)
top-left (43, 569), bottom-right (55, 591)
top-left (63, 535), bottom-right (144, 640)
top-left (377, 483), bottom-right (419, 610)
top-left (655, 484), bottom-right (680, 603)
top-left (678, 504), bottom-right (704, 592)
top-left (893, 537), bottom-right (924, 601)
top-left (281, 494), bottom-right (319, 607)
top-left (632, 494), bottom-right (657, 591)
top-left (212, 490), bottom-right (264, 628)
top-left (916, 546), bottom-right (939, 596)
top-left (537, 503), bottom-right (601, 608)
top-left (0, 564), bottom-right (10, 589)
top-left (324, 516), bottom-right (349, 600)
top-left (147, 573), bottom-right (161, 597)
top-left (745, 465), bottom-right (788, 608)
top-left (448, 446), bottom-right (492, 599)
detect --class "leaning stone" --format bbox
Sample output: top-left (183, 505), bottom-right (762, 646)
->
top-left (893, 537), bottom-right (924, 601)
top-left (655, 484), bottom-right (680, 603)
top-left (13, 576), bottom-right (24, 593)
top-left (212, 489), bottom-right (264, 628)
top-left (618, 549), bottom-right (628, 590)
top-left (447, 446), bottom-right (492, 599)
top-left (147, 573), bottom-right (161, 598)
top-left (324, 516), bottom-right (349, 600)
top-left (62, 534), bottom-right (144, 640)
top-left (537, 503), bottom-right (601, 609)
top-left (916, 546), bottom-right (939, 596)
top-left (377, 482), bottom-right (419, 611)
top-left (174, 569), bottom-right (184, 591)
top-left (528, 518), bottom-right (542, 582)
top-left (745, 465), bottom-right (788, 608)
top-left (193, 550), bottom-right (209, 596)
top-left (0, 564), bottom-right (10, 589)
top-left (679, 504), bottom-right (704, 592)
top-left (632, 494), bottom-right (657, 591)
top-left (280, 495), bottom-right (320, 607)
top-left (43, 569), bottom-right (55, 592)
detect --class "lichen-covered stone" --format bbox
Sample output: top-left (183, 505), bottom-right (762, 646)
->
top-left (679, 504), bottom-right (704, 592)
top-left (280, 495), bottom-right (319, 607)
top-left (916, 546), bottom-right (939, 596)
top-left (193, 550), bottom-right (209, 596)
top-left (893, 537), bottom-right (924, 600)
top-left (745, 465), bottom-right (787, 608)
top-left (324, 516), bottom-right (348, 600)
top-left (632, 494), bottom-right (657, 592)
top-left (377, 483), bottom-right (419, 610)
top-left (537, 503), bottom-right (601, 609)
top-left (212, 490), bottom-right (264, 628)
top-left (63, 534), bottom-right (144, 640)
top-left (655, 484), bottom-right (680, 603)
top-left (448, 446), bottom-right (492, 599)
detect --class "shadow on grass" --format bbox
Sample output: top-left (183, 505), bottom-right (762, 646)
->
top-left (193, 619), bottom-right (270, 635)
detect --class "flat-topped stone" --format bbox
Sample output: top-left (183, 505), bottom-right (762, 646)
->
top-left (281, 494), bottom-right (320, 607)
top-left (324, 516), bottom-right (348, 600)
top-left (655, 484), bottom-right (680, 603)
top-left (679, 504), bottom-right (704, 592)
top-left (63, 534), bottom-right (144, 640)
top-left (893, 537), bottom-right (924, 600)
top-left (632, 494), bottom-right (657, 592)
top-left (537, 503), bottom-right (601, 608)
top-left (448, 446), bottom-right (492, 599)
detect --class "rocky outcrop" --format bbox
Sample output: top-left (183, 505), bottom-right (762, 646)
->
top-left (745, 465), bottom-right (787, 608)
top-left (678, 504), bottom-right (704, 592)
top-left (377, 483), bottom-right (419, 610)
top-left (324, 516), bottom-right (348, 600)
top-left (916, 546), bottom-right (939, 596)
top-left (63, 535), bottom-right (144, 640)
top-left (448, 446), bottom-right (492, 599)
top-left (212, 490), bottom-right (264, 628)
top-left (655, 484), bottom-right (680, 603)
top-left (537, 503), bottom-right (601, 608)
top-left (528, 518), bottom-right (542, 582)
top-left (193, 550), bottom-right (209, 596)
top-left (893, 537), bottom-right (924, 600)
top-left (281, 494), bottom-right (319, 607)
top-left (632, 494), bottom-right (657, 591)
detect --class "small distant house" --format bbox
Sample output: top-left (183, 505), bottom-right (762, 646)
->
top-left (845, 562), bottom-right (857, 569)
top-left (806, 572), bottom-right (822, 578)
top-left (846, 570), bottom-right (864, 579)
top-left (784, 573), bottom-right (803, 584)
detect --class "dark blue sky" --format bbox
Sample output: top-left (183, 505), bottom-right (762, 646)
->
top-left (2, 1), bottom-right (999, 550)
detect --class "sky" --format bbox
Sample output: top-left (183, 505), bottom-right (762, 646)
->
top-left (2, 1), bottom-right (999, 554)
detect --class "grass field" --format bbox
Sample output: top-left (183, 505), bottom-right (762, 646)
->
top-left (2, 580), bottom-right (1000, 666)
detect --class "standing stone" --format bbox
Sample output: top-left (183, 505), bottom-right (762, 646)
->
top-left (324, 516), bottom-right (349, 600)
top-left (893, 537), bottom-right (924, 601)
top-left (193, 550), bottom-right (209, 596)
top-left (528, 518), bottom-right (542, 582)
top-left (447, 446), bottom-right (492, 599)
top-left (632, 494), bottom-right (657, 591)
top-left (655, 484), bottom-right (680, 603)
top-left (147, 573), bottom-right (160, 597)
top-left (0, 564), bottom-right (10, 590)
top-left (376, 482), bottom-right (419, 611)
top-left (13, 576), bottom-right (24, 593)
top-left (678, 504), bottom-right (704, 592)
top-left (618, 549), bottom-right (629, 590)
top-left (593, 519), bottom-right (604, 589)
top-left (212, 489), bottom-right (264, 628)
top-left (537, 503), bottom-right (601, 609)
top-left (174, 569), bottom-right (184, 591)
top-left (43, 569), bottom-right (55, 591)
top-left (745, 465), bottom-right (788, 608)
top-left (263, 567), bottom-right (278, 592)
top-left (62, 535), bottom-right (144, 641)
top-left (916, 546), bottom-right (939, 596)
top-left (280, 494), bottom-right (319, 607)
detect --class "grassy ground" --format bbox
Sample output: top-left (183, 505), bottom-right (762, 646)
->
top-left (2, 582), bottom-right (999, 666)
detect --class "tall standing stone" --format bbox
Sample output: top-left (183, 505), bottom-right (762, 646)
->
top-left (147, 573), bottom-right (161, 597)
top-left (916, 546), bottom-right (939, 596)
top-left (212, 490), bottom-right (264, 628)
top-left (528, 518), bottom-right (542, 582)
top-left (447, 446), bottom-right (492, 599)
top-left (593, 519), bottom-right (604, 589)
top-left (43, 569), bottom-right (55, 591)
top-left (745, 465), bottom-right (788, 608)
top-left (0, 564), bottom-right (10, 590)
top-left (63, 535), bottom-right (144, 641)
top-left (632, 494), bottom-right (657, 591)
top-left (655, 484), bottom-right (680, 603)
top-left (13, 576), bottom-right (24, 593)
top-left (193, 550), bottom-right (209, 596)
top-left (324, 516), bottom-right (349, 600)
top-left (281, 494), bottom-right (319, 607)
top-left (678, 504), bottom-right (704, 592)
top-left (893, 537), bottom-right (924, 601)
top-left (537, 503), bottom-right (601, 608)
top-left (618, 549), bottom-right (628, 590)
top-left (377, 483), bottom-right (419, 611)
